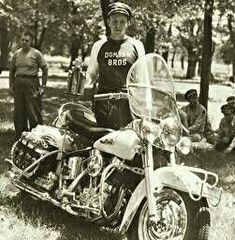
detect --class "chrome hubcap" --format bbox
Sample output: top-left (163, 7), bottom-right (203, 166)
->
top-left (139, 190), bottom-right (187, 240)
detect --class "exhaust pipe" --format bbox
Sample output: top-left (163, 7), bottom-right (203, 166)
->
top-left (13, 179), bottom-right (79, 216)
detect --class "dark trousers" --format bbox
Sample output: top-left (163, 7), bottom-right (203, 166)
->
top-left (94, 98), bottom-right (132, 130)
top-left (214, 137), bottom-right (233, 151)
top-left (13, 76), bottom-right (43, 139)
top-left (215, 141), bottom-right (231, 151)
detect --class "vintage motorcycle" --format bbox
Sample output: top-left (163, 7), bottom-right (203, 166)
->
top-left (6, 53), bottom-right (222, 240)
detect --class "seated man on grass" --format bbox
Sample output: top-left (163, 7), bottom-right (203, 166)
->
top-left (181, 89), bottom-right (207, 142)
top-left (226, 96), bottom-right (235, 114)
top-left (214, 104), bottom-right (235, 153)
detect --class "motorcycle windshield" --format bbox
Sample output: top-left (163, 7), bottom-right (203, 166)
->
top-left (126, 53), bottom-right (179, 121)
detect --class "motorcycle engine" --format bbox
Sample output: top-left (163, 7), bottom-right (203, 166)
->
top-left (87, 150), bottom-right (103, 177)
top-left (11, 132), bottom-right (53, 175)
top-left (75, 150), bottom-right (108, 209)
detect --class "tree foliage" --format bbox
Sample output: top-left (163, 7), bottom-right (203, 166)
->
top-left (0, 0), bottom-right (234, 80)
top-left (1, 0), bottom-right (102, 54)
top-left (216, 0), bottom-right (235, 76)
top-left (0, 0), bottom-right (14, 70)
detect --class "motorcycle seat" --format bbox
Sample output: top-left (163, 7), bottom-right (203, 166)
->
top-left (66, 108), bottom-right (114, 139)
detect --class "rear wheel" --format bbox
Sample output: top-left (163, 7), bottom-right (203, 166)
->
top-left (127, 188), bottom-right (210, 240)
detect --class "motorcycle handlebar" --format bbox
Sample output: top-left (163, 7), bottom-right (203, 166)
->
top-left (56, 93), bottom-right (128, 120)
top-left (94, 92), bottom-right (128, 101)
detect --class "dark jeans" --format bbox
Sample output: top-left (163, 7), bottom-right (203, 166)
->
top-left (94, 98), bottom-right (132, 130)
top-left (13, 76), bottom-right (42, 139)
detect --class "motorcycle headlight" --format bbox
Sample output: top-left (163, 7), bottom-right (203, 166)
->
top-left (176, 137), bottom-right (192, 155)
top-left (161, 117), bottom-right (181, 147)
top-left (141, 120), bottom-right (161, 144)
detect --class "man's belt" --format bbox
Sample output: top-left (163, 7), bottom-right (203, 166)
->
top-left (16, 74), bottom-right (38, 79)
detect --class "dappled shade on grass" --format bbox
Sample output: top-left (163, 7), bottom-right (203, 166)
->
top-left (0, 87), bottom-right (124, 239)
top-left (0, 85), bottom-right (235, 239)
top-left (181, 150), bottom-right (235, 193)
top-left (0, 191), bottom-right (123, 240)
top-left (0, 89), bottom-right (14, 124)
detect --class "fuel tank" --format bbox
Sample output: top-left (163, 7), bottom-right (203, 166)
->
top-left (94, 129), bottom-right (140, 160)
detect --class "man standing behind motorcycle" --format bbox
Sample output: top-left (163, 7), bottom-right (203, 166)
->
top-left (9, 31), bottom-right (48, 140)
top-left (86, 2), bottom-right (145, 129)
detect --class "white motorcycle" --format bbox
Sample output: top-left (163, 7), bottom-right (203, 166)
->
top-left (7, 53), bottom-right (221, 240)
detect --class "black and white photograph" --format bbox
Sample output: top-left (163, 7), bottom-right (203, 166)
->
top-left (0, 0), bottom-right (235, 239)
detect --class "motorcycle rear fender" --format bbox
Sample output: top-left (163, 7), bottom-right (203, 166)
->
top-left (119, 165), bottom-right (222, 234)
top-left (27, 125), bottom-right (75, 150)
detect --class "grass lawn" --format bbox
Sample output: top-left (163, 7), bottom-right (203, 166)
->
top-left (0, 85), bottom-right (235, 240)
top-left (0, 87), bottom-right (123, 240)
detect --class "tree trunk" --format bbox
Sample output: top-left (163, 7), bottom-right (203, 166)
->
top-left (100, 0), bottom-right (111, 36)
top-left (162, 51), bottom-right (168, 62)
top-left (171, 50), bottom-right (176, 68)
top-left (197, 58), bottom-right (202, 76)
top-left (67, 34), bottom-right (82, 70)
top-left (34, 20), bottom-right (39, 49)
top-left (233, 57), bottom-right (235, 77)
top-left (162, 24), bottom-right (172, 62)
top-left (228, 15), bottom-right (235, 78)
top-left (0, 25), bottom-right (10, 71)
top-left (181, 55), bottom-right (185, 70)
top-left (38, 26), bottom-right (47, 50)
top-left (199, 0), bottom-right (214, 109)
top-left (186, 49), bottom-right (197, 79)
top-left (145, 27), bottom-right (155, 53)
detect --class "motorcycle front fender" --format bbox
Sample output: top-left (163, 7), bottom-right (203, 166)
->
top-left (119, 165), bottom-right (222, 234)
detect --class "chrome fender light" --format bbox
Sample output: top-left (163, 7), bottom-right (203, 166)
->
top-left (176, 137), bottom-right (192, 155)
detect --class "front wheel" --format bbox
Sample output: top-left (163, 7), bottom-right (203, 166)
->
top-left (127, 188), bottom-right (210, 240)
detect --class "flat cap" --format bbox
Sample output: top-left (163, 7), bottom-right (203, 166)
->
top-left (185, 89), bottom-right (197, 100)
top-left (221, 104), bottom-right (233, 113)
top-left (107, 2), bottom-right (132, 19)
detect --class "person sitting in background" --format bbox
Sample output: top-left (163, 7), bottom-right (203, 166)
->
top-left (181, 89), bottom-right (207, 142)
top-left (214, 104), bottom-right (235, 152)
top-left (203, 120), bottom-right (215, 144)
top-left (226, 96), bottom-right (235, 114)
